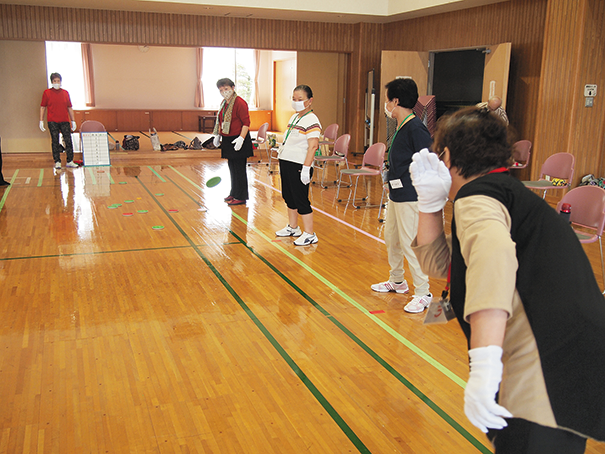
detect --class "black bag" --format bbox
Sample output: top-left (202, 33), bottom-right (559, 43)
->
top-left (174, 140), bottom-right (187, 149)
top-left (122, 135), bottom-right (140, 150)
top-left (161, 143), bottom-right (179, 151)
top-left (202, 137), bottom-right (219, 150)
top-left (189, 137), bottom-right (203, 150)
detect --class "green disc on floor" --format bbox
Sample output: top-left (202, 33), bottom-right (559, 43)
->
top-left (124, 200), bottom-right (134, 203)
top-left (152, 225), bottom-right (164, 230)
top-left (137, 210), bottom-right (148, 214)
top-left (155, 193), bottom-right (164, 196)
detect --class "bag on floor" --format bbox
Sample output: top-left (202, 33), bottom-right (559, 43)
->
top-left (189, 137), bottom-right (203, 150)
top-left (122, 135), bottom-right (140, 150)
top-left (174, 140), bottom-right (187, 150)
top-left (202, 137), bottom-right (219, 150)
top-left (150, 128), bottom-right (161, 151)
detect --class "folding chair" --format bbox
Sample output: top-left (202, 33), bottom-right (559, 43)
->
top-left (249, 122), bottom-right (269, 166)
top-left (313, 134), bottom-right (351, 188)
top-left (336, 142), bottom-right (386, 208)
top-left (522, 152), bottom-right (574, 199)
top-left (510, 140), bottom-right (532, 169)
top-left (556, 185), bottom-right (605, 294)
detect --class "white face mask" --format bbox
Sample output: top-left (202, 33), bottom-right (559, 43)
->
top-left (221, 89), bottom-right (234, 100)
top-left (52, 83), bottom-right (61, 90)
top-left (292, 100), bottom-right (306, 112)
top-left (384, 102), bottom-right (395, 119)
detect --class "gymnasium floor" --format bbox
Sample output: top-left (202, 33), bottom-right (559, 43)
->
top-left (0, 142), bottom-right (604, 453)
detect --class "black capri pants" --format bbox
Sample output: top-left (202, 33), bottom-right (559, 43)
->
top-left (279, 159), bottom-right (313, 215)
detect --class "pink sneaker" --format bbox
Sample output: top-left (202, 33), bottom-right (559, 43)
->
top-left (371, 280), bottom-right (409, 294)
top-left (404, 294), bottom-right (432, 313)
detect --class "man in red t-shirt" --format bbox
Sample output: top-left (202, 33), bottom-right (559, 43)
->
top-left (40, 73), bottom-right (78, 169)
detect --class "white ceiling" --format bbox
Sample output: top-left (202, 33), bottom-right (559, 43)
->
top-left (2, 0), bottom-right (508, 23)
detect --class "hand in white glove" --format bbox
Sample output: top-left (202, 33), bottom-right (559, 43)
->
top-left (300, 165), bottom-right (311, 185)
top-left (39, 121), bottom-right (46, 132)
top-left (71, 121), bottom-right (77, 132)
top-left (409, 148), bottom-right (452, 213)
top-left (212, 135), bottom-right (221, 148)
top-left (232, 136), bottom-right (244, 151)
top-left (465, 345), bottom-right (513, 433)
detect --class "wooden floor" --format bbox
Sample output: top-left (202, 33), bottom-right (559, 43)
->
top-left (0, 144), bottom-right (604, 453)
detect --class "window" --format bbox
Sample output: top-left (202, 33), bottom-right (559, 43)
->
top-left (45, 41), bottom-right (86, 109)
top-left (202, 48), bottom-right (255, 108)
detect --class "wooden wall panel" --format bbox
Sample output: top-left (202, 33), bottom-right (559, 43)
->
top-left (117, 110), bottom-right (151, 131)
top-left (382, 0), bottom-right (548, 180)
top-left (151, 111), bottom-right (183, 131)
top-left (533, 0), bottom-right (605, 187)
top-left (0, 4), bottom-right (355, 52)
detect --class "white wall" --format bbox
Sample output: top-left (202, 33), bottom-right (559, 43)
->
top-left (93, 44), bottom-right (198, 109)
top-left (0, 40), bottom-right (51, 153)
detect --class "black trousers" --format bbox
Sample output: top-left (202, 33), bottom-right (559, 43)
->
top-left (488, 418), bottom-right (587, 454)
top-left (48, 122), bottom-right (74, 163)
top-left (0, 136), bottom-right (8, 185)
top-left (279, 159), bottom-right (313, 215)
top-left (227, 157), bottom-right (249, 201)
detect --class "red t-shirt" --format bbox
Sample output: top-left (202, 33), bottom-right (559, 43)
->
top-left (41, 88), bottom-right (73, 123)
top-left (217, 96), bottom-right (250, 137)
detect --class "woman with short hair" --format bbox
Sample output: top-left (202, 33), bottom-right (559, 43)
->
top-left (275, 85), bottom-right (321, 246)
top-left (410, 106), bottom-right (605, 453)
top-left (212, 78), bottom-right (253, 206)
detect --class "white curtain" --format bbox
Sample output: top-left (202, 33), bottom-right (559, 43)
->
top-left (195, 48), bottom-right (204, 108)
top-left (253, 50), bottom-right (261, 109)
top-left (81, 43), bottom-right (95, 107)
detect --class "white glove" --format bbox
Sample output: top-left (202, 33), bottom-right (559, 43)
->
top-left (71, 121), bottom-right (77, 132)
top-left (212, 135), bottom-right (221, 148)
top-left (300, 165), bottom-right (311, 185)
top-left (465, 345), bottom-right (513, 433)
top-left (410, 148), bottom-right (452, 213)
top-left (39, 121), bottom-right (46, 132)
top-left (232, 136), bottom-right (244, 151)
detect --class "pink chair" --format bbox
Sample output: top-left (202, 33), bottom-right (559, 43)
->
top-left (249, 122), bottom-right (269, 166)
top-left (313, 134), bottom-right (351, 188)
top-left (523, 152), bottom-right (575, 199)
top-left (336, 142), bottom-right (386, 209)
top-left (80, 120), bottom-right (105, 132)
top-left (318, 123), bottom-right (339, 155)
top-left (556, 185), bottom-right (605, 293)
top-left (510, 140), bottom-right (532, 169)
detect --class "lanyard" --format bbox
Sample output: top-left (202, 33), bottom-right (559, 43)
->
top-left (488, 167), bottom-right (509, 174)
top-left (387, 113), bottom-right (415, 164)
top-left (283, 110), bottom-right (312, 145)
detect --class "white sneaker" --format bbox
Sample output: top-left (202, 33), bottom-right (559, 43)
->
top-left (276, 225), bottom-right (302, 237)
top-left (294, 232), bottom-right (318, 246)
top-left (54, 162), bottom-right (61, 169)
top-left (404, 293), bottom-right (432, 313)
top-left (66, 161), bottom-right (78, 168)
top-left (371, 280), bottom-right (409, 294)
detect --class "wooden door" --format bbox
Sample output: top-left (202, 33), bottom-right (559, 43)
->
top-left (273, 59), bottom-right (297, 134)
top-left (297, 51), bottom-right (347, 136)
top-left (482, 43), bottom-right (512, 109)
top-left (378, 51), bottom-right (429, 143)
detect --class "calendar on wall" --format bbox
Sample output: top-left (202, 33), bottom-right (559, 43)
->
top-left (81, 132), bottom-right (111, 166)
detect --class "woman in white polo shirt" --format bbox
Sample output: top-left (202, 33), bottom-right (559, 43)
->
top-left (275, 85), bottom-right (322, 246)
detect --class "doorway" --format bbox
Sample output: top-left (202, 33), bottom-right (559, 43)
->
top-left (430, 49), bottom-right (486, 119)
